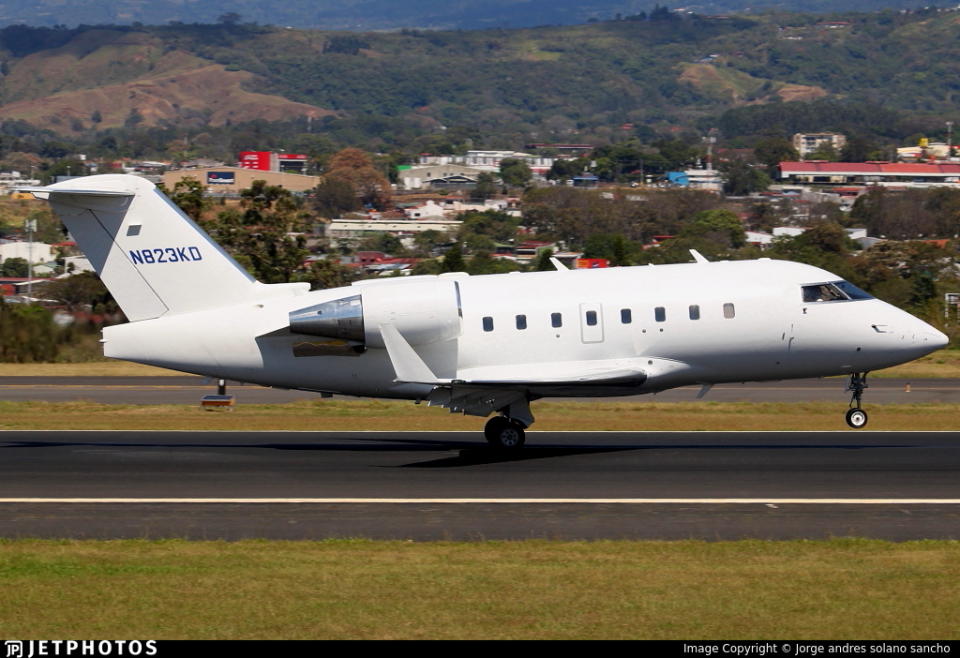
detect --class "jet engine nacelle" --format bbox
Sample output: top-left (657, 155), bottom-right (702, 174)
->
top-left (289, 278), bottom-right (461, 349)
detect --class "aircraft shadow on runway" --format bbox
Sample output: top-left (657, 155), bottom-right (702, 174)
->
top-left (0, 435), bottom-right (918, 468)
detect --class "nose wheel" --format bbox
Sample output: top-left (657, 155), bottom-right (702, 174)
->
top-left (845, 372), bottom-right (869, 429)
top-left (484, 416), bottom-right (526, 450)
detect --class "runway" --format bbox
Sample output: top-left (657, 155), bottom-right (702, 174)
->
top-left (1, 376), bottom-right (959, 404)
top-left (1, 430), bottom-right (958, 541)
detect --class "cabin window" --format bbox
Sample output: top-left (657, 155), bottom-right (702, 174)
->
top-left (516, 314), bottom-right (527, 330)
top-left (585, 310), bottom-right (598, 326)
top-left (689, 305), bottom-right (700, 320)
top-left (620, 309), bottom-right (632, 324)
top-left (551, 312), bottom-right (562, 328)
top-left (723, 303), bottom-right (735, 319)
top-left (654, 307), bottom-right (666, 322)
top-left (482, 316), bottom-right (494, 332)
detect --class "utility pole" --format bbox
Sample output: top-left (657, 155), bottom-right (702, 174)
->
top-left (24, 217), bottom-right (36, 299)
top-left (947, 121), bottom-right (954, 159)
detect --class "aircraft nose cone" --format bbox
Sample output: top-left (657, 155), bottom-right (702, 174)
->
top-left (923, 328), bottom-right (949, 350)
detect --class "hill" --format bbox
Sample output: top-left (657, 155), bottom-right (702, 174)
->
top-left (0, 9), bottom-right (957, 155)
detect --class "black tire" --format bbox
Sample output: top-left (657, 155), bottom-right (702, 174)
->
top-left (845, 408), bottom-right (868, 429)
top-left (484, 416), bottom-right (526, 449)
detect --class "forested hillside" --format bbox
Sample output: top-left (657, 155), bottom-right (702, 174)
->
top-left (0, 7), bottom-right (958, 161)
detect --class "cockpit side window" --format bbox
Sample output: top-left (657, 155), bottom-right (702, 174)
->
top-left (802, 280), bottom-right (874, 303)
top-left (833, 280), bottom-right (873, 300)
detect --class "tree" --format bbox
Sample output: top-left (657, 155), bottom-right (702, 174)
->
top-left (161, 177), bottom-right (209, 222)
top-left (754, 137), bottom-right (798, 171)
top-left (43, 272), bottom-right (118, 314)
top-left (0, 299), bottom-right (59, 362)
top-left (681, 209), bottom-right (746, 249)
top-left (311, 178), bottom-right (361, 218)
top-left (805, 143), bottom-right (839, 161)
top-left (533, 247), bottom-right (555, 271)
top-left (583, 234), bottom-right (635, 267)
top-left (471, 173), bottom-right (498, 201)
top-left (721, 159), bottom-right (771, 196)
top-left (499, 158), bottom-right (532, 187)
top-left (207, 181), bottom-right (309, 283)
top-left (324, 148), bottom-right (392, 209)
top-left (302, 257), bottom-right (356, 290)
top-left (441, 243), bottom-right (465, 272)
top-left (0, 257), bottom-right (28, 277)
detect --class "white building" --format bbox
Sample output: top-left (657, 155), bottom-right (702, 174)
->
top-left (327, 218), bottom-right (462, 241)
top-left (0, 240), bottom-right (55, 264)
top-left (417, 150), bottom-right (555, 176)
top-left (793, 132), bottom-right (847, 158)
top-left (398, 165), bottom-right (487, 190)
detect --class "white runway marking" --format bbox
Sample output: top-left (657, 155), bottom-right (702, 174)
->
top-left (1, 498), bottom-right (959, 504)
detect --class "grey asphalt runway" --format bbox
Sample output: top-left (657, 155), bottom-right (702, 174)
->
top-left (2, 376), bottom-right (959, 404)
top-left (1, 430), bottom-right (958, 541)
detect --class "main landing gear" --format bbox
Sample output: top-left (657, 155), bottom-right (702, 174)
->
top-left (484, 415), bottom-right (527, 450)
top-left (845, 372), bottom-right (869, 429)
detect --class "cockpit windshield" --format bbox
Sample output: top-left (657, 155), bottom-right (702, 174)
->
top-left (801, 280), bottom-right (873, 303)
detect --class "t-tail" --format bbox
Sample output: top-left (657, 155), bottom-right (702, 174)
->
top-left (23, 174), bottom-right (302, 321)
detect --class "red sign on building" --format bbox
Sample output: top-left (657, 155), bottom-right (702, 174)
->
top-left (239, 151), bottom-right (271, 170)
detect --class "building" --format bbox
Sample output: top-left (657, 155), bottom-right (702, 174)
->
top-left (0, 240), bottom-right (55, 265)
top-left (779, 161), bottom-right (960, 188)
top-left (397, 165), bottom-right (487, 190)
top-left (793, 133), bottom-right (847, 158)
top-left (417, 150), bottom-right (555, 176)
top-left (163, 167), bottom-right (320, 195)
top-left (666, 169), bottom-right (723, 192)
top-left (326, 218), bottom-right (462, 241)
top-left (238, 151), bottom-right (309, 174)
top-left (897, 141), bottom-right (953, 162)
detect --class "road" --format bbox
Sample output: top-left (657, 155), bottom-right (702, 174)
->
top-left (1, 429), bottom-right (958, 541)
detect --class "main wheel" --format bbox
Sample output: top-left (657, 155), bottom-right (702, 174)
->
top-left (484, 416), bottom-right (526, 449)
top-left (845, 408), bottom-right (868, 429)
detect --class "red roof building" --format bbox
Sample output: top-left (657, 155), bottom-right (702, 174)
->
top-left (779, 162), bottom-right (960, 186)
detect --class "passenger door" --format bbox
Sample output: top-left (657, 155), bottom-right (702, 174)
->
top-left (580, 302), bottom-right (604, 344)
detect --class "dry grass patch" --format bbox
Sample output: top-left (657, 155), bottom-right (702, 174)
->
top-left (0, 362), bottom-right (185, 377)
top-left (0, 539), bottom-right (957, 639)
top-left (1, 399), bottom-right (960, 431)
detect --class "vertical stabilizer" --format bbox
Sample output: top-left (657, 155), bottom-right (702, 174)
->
top-left (26, 175), bottom-right (256, 322)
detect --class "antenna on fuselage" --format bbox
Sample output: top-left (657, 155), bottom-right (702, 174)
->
top-left (689, 249), bottom-right (709, 264)
top-left (550, 257), bottom-right (569, 271)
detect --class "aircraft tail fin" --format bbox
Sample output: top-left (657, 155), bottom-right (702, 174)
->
top-left (25, 175), bottom-right (257, 322)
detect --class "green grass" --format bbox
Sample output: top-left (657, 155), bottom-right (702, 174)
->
top-left (0, 539), bottom-right (956, 639)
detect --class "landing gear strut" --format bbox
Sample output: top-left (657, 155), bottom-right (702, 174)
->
top-left (845, 372), bottom-right (869, 429)
top-left (484, 415), bottom-right (527, 450)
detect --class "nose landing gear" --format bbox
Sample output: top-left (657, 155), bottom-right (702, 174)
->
top-left (845, 372), bottom-right (869, 428)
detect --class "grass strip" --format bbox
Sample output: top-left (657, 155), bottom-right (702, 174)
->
top-left (0, 538), bottom-right (956, 639)
top-left (0, 399), bottom-right (959, 431)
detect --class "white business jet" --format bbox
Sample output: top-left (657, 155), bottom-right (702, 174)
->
top-left (25, 175), bottom-right (948, 448)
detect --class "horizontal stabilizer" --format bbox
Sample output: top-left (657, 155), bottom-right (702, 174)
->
top-left (20, 187), bottom-right (134, 199)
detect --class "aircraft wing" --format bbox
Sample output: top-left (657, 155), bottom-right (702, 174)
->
top-left (379, 323), bottom-right (646, 387)
top-left (453, 361), bottom-right (646, 386)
